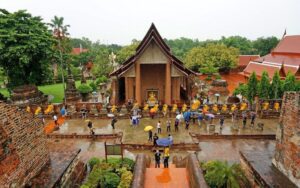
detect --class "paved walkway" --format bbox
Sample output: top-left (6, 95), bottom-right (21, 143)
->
top-left (52, 117), bottom-right (278, 144)
top-left (145, 164), bottom-right (189, 188)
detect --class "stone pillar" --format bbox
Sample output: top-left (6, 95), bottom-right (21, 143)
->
top-left (165, 62), bottom-right (171, 105)
top-left (135, 63), bottom-right (141, 105)
top-left (273, 92), bottom-right (300, 186)
top-left (125, 77), bottom-right (129, 102)
top-left (110, 76), bottom-right (118, 105)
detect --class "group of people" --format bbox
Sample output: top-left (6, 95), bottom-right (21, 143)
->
top-left (154, 147), bottom-right (170, 168)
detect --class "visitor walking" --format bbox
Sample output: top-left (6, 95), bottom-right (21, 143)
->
top-left (174, 119), bottom-right (179, 132)
top-left (148, 130), bottom-right (153, 142)
top-left (220, 116), bottom-right (224, 131)
top-left (155, 150), bottom-right (161, 168)
top-left (198, 113), bottom-right (203, 127)
top-left (242, 112), bottom-right (247, 128)
top-left (157, 121), bottom-right (161, 134)
top-left (163, 147), bottom-right (170, 168)
top-left (53, 114), bottom-right (59, 128)
top-left (166, 119), bottom-right (171, 132)
top-left (185, 120), bottom-right (190, 130)
top-left (168, 134), bottom-right (173, 145)
top-left (111, 117), bottom-right (117, 129)
top-left (250, 111), bottom-right (256, 128)
top-left (153, 133), bottom-right (159, 146)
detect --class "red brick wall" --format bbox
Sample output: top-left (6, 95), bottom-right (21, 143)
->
top-left (273, 92), bottom-right (300, 185)
top-left (0, 102), bottom-right (49, 187)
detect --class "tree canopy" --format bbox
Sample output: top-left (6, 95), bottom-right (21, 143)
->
top-left (184, 44), bottom-right (239, 73)
top-left (116, 40), bottom-right (139, 64)
top-left (253, 37), bottom-right (279, 56)
top-left (0, 9), bottom-right (55, 88)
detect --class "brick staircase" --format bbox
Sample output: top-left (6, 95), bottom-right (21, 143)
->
top-left (144, 163), bottom-right (190, 188)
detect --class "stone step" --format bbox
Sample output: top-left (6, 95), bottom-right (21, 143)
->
top-left (145, 167), bottom-right (189, 188)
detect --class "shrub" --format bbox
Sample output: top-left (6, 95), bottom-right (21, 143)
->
top-left (96, 75), bottom-right (108, 85)
top-left (82, 167), bottom-right (103, 188)
top-left (89, 81), bottom-right (97, 91)
top-left (106, 158), bottom-right (122, 169)
top-left (205, 75), bottom-right (212, 81)
top-left (122, 158), bottom-right (135, 171)
top-left (215, 74), bottom-right (222, 80)
top-left (88, 157), bottom-right (101, 170)
top-left (77, 84), bottom-right (93, 94)
top-left (118, 170), bottom-right (133, 188)
top-left (202, 160), bottom-right (250, 188)
top-left (104, 172), bottom-right (120, 188)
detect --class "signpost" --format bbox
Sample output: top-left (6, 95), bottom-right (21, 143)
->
top-left (104, 142), bottom-right (124, 162)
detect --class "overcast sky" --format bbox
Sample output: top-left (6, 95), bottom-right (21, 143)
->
top-left (1, 0), bottom-right (299, 45)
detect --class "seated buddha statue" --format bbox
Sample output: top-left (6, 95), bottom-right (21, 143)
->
top-left (147, 92), bottom-right (157, 106)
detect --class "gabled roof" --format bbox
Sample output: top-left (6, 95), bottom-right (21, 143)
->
top-left (272, 35), bottom-right (300, 55)
top-left (238, 55), bottom-right (260, 67)
top-left (110, 23), bottom-right (195, 77)
top-left (243, 61), bottom-right (284, 78)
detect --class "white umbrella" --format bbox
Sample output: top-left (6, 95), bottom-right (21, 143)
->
top-left (206, 113), bottom-right (215, 118)
top-left (176, 114), bottom-right (183, 120)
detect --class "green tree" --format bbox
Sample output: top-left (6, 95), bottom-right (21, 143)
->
top-left (220, 36), bottom-right (254, 55)
top-left (165, 37), bottom-right (201, 60)
top-left (282, 72), bottom-right (296, 92)
top-left (233, 83), bottom-right (248, 97)
top-left (91, 47), bottom-right (112, 77)
top-left (269, 71), bottom-right (282, 99)
top-left (184, 44), bottom-right (239, 73)
top-left (258, 71), bottom-right (270, 99)
top-left (70, 37), bottom-right (92, 49)
top-left (247, 72), bottom-right (258, 104)
top-left (117, 40), bottom-right (139, 64)
top-left (0, 9), bottom-right (55, 88)
top-left (253, 37), bottom-right (279, 56)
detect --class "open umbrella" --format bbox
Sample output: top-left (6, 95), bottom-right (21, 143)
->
top-left (183, 111), bottom-right (191, 120)
top-left (107, 113), bottom-right (115, 118)
top-left (144, 126), bottom-right (153, 131)
top-left (206, 113), bottom-right (215, 118)
top-left (156, 138), bottom-right (172, 147)
top-left (176, 114), bottom-right (183, 120)
top-left (84, 119), bottom-right (91, 122)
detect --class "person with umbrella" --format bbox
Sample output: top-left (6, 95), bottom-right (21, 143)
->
top-left (242, 112), bottom-right (247, 128)
top-left (250, 111), bottom-right (256, 128)
top-left (185, 120), bottom-right (190, 130)
top-left (154, 150), bottom-right (161, 168)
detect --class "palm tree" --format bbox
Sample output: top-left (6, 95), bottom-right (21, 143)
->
top-left (49, 16), bottom-right (70, 104)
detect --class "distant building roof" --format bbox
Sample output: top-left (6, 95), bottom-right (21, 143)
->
top-left (238, 55), bottom-right (260, 67)
top-left (72, 48), bottom-right (88, 55)
top-left (243, 35), bottom-right (300, 79)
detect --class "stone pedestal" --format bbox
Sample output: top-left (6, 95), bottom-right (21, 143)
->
top-left (65, 74), bottom-right (81, 104)
top-left (11, 85), bottom-right (47, 106)
top-left (272, 92), bottom-right (300, 186)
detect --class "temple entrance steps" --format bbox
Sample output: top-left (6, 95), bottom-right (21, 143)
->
top-left (144, 163), bottom-right (190, 188)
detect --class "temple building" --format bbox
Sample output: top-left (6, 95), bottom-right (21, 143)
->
top-left (243, 35), bottom-right (300, 79)
top-left (110, 24), bottom-right (195, 105)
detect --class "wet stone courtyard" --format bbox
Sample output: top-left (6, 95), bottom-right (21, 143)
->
top-left (46, 117), bottom-right (279, 162)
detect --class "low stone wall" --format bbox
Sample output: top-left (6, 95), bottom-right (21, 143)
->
top-left (173, 154), bottom-right (208, 188)
top-left (47, 132), bottom-right (123, 143)
top-left (123, 143), bottom-right (200, 151)
top-left (190, 133), bottom-right (276, 141)
top-left (59, 150), bottom-right (86, 188)
top-left (132, 154), bottom-right (150, 188)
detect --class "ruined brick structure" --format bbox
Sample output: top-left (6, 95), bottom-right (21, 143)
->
top-left (273, 92), bottom-right (300, 186)
top-left (0, 102), bottom-right (49, 187)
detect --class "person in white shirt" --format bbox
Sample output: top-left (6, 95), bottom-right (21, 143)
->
top-left (157, 121), bottom-right (161, 134)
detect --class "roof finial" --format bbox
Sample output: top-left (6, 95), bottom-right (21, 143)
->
top-left (281, 28), bottom-right (287, 39)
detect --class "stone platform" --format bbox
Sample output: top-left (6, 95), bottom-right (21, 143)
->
top-left (240, 149), bottom-right (298, 188)
top-left (29, 148), bottom-right (84, 188)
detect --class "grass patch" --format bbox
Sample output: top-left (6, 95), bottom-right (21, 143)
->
top-left (0, 80), bottom-right (92, 103)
